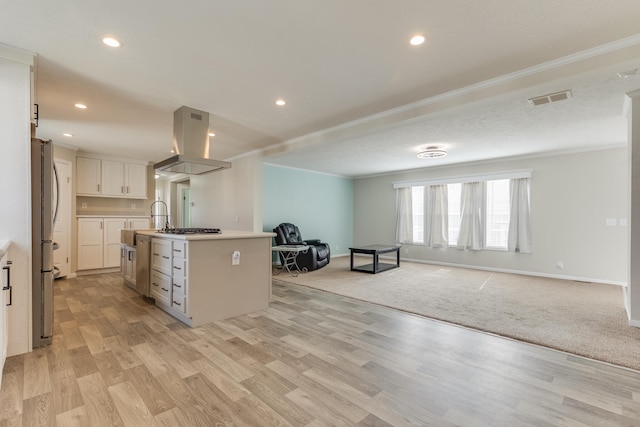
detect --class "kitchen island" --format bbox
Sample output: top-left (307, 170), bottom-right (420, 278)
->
top-left (134, 230), bottom-right (275, 327)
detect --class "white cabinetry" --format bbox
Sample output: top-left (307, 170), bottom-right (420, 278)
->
top-left (104, 218), bottom-right (126, 268)
top-left (142, 233), bottom-right (272, 327)
top-left (171, 240), bottom-right (188, 315)
top-left (151, 238), bottom-right (189, 321)
top-left (101, 160), bottom-right (125, 196)
top-left (78, 217), bottom-right (150, 270)
top-left (124, 163), bottom-right (147, 198)
top-left (76, 157), bottom-right (101, 196)
top-left (151, 238), bottom-right (173, 306)
top-left (76, 156), bottom-right (147, 199)
top-left (78, 218), bottom-right (104, 270)
top-left (0, 242), bottom-right (12, 388)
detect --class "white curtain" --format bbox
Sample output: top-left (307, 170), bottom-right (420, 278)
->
top-left (426, 185), bottom-right (448, 248)
top-left (395, 187), bottom-right (413, 244)
top-left (457, 181), bottom-right (485, 250)
top-left (508, 178), bottom-right (532, 253)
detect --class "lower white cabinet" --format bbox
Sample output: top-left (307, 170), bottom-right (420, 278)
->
top-left (0, 245), bottom-right (11, 389)
top-left (151, 237), bottom-right (189, 321)
top-left (78, 216), bottom-right (150, 270)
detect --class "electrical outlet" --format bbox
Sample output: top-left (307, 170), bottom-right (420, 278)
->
top-left (556, 261), bottom-right (564, 269)
top-left (232, 250), bottom-right (240, 265)
top-left (81, 202), bottom-right (87, 209)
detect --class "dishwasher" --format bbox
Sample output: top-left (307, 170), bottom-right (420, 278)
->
top-left (135, 234), bottom-right (151, 297)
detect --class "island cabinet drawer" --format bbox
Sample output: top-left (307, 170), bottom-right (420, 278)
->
top-left (171, 294), bottom-right (186, 314)
top-left (172, 274), bottom-right (187, 297)
top-left (172, 241), bottom-right (187, 258)
top-left (172, 257), bottom-right (187, 276)
top-left (151, 238), bottom-right (172, 275)
top-left (150, 270), bottom-right (171, 304)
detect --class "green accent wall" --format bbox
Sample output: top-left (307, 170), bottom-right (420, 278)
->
top-left (263, 163), bottom-right (353, 256)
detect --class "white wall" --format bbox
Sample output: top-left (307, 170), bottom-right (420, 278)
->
top-left (354, 148), bottom-right (628, 285)
top-left (0, 46), bottom-right (34, 355)
top-left (189, 153), bottom-right (263, 232)
top-left (628, 90), bottom-right (640, 324)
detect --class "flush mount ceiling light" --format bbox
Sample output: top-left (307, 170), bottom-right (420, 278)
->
top-left (63, 133), bottom-right (73, 137)
top-left (102, 37), bottom-right (121, 47)
top-left (410, 34), bottom-right (425, 46)
top-left (275, 99), bottom-right (286, 106)
top-left (417, 146), bottom-right (447, 159)
top-left (74, 103), bottom-right (87, 109)
top-left (208, 132), bottom-right (215, 137)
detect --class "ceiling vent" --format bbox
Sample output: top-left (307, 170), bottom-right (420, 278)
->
top-left (528, 90), bottom-right (572, 106)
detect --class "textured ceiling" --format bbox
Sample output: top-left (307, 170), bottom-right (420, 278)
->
top-left (1, 1), bottom-right (640, 177)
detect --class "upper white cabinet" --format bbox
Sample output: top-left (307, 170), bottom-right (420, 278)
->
top-left (77, 156), bottom-right (147, 199)
top-left (124, 163), bottom-right (147, 198)
top-left (77, 157), bottom-right (102, 195)
top-left (101, 160), bottom-right (125, 196)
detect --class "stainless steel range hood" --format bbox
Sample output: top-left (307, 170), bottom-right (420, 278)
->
top-left (154, 106), bottom-right (231, 175)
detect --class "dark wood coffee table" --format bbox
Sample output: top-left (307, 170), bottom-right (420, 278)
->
top-left (349, 244), bottom-right (401, 274)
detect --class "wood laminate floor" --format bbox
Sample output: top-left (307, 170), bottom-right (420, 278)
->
top-left (1, 273), bottom-right (640, 426)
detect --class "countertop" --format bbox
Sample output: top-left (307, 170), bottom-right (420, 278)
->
top-left (0, 240), bottom-right (11, 259)
top-left (135, 230), bottom-right (275, 241)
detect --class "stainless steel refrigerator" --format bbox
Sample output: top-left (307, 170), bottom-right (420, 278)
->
top-left (31, 138), bottom-right (57, 348)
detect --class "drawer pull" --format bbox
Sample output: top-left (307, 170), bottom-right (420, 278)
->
top-left (151, 282), bottom-right (158, 287)
top-left (173, 283), bottom-right (182, 288)
top-left (161, 287), bottom-right (169, 292)
top-left (173, 249), bottom-right (182, 253)
top-left (173, 301), bottom-right (181, 306)
top-left (153, 253), bottom-right (160, 256)
top-left (162, 255), bottom-right (170, 260)
top-left (173, 266), bottom-right (181, 270)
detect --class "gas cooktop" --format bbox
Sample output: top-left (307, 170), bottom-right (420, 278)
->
top-left (157, 227), bottom-right (221, 235)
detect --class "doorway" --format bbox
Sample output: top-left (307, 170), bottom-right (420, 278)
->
top-left (53, 159), bottom-right (72, 278)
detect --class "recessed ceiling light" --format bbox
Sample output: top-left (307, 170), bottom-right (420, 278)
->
top-left (275, 99), bottom-right (286, 106)
top-left (102, 37), bottom-right (121, 48)
top-left (208, 132), bottom-right (215, 137)
top-left (410, 34), bottom-right (425, 46)
top-left (63, 133), bottom-right (73, 137)
top-left (74, 103), bottom-right (87, 109)
top-left (417, 146), bottom-right (447, 159)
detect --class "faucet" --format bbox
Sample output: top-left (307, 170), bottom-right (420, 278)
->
top-left (150, 200), bottom-right (170, 230)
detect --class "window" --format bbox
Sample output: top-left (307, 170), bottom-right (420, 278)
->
top-left (411, 186), bottom-right (424, 244)
top-left (447, 183), bottom-right (461, 246)
top-left (486, 179), bottom-right (510, 249)
top-left (394, 172), bottom-right (530, 252)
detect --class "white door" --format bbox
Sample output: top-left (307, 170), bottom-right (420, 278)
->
top-left (53, 159), bottom-right (71, 278)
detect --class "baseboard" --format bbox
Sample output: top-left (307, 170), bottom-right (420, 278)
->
top-left (324, 252), bottom-right (626, 286)
top-left (76, 267), bottom-right (120, 276)
top-left (397, 256), bottom-right (627, 287)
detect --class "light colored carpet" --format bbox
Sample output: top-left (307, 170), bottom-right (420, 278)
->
top-left (274, 255), bottom-right (640, 371)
